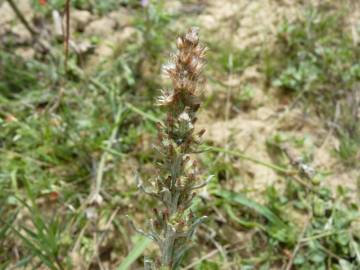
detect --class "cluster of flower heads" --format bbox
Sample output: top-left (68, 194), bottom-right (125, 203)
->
top-left (158, 27), bottom-right (206, 105)
top-left (133, 27), bottom-right (211, 268)
top-left (157, 27), bottom-right (207, 153)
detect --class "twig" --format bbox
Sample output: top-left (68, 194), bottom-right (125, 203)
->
top-left (6, 0), bottom-right (38, 36)
top-left (267, 90), bottom-right (305, 125)
top-left (88, 108), bottom-right (124, 205)
top-left (183, 245), bottom-right (230, 270)
top-left (280, 143), bottom-right (316, 179)
top-left (319, 244), bottom-right (344, 262)
top-left (86, 208), bottom-right (120, 270)
top-left (200, 225), bottom-right (229, 264)
top-left (224, 54), bottom-right (233, 183)
top-left (64, 0), bottom-right (71, 72)
top-left (283, 216), bottom-right (311, 270)
top-left (319, 101), bottom-right (340, 150)
top-left (52, 10), bottom-right (64, 40)
top-left (71, 221), bottom-right (89, 254)
top-left (291, 175), bottom-right (313, 190)
top-left (184, 240), bottom-right (245, 270)
top-left (48, 87), bottom-right (64, 113)
top-left (300, 229), bottom-right (345, 242)
top-left (203, 145), bottom-right (292, 174)
top-left (6, 0), bottom-right (50, 53)
top-left (350, 231), bottom-right (360, 265)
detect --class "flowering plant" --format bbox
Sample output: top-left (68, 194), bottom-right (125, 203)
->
top-left (131, 27), bottom-right (211, 269)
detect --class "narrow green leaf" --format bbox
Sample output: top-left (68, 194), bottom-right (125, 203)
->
top-left (202, 145), bottom-right (290, 174)
top-left (126, 102), bottom-right (162, 124)
top-left (117, 236), bottom-right (152, 270)
top-left (214, 190), bottom-right (286, 227)
top-left (224, 204), bottom-right (265, 230)
top-left (9, 225), bottom-right (58, 270)
top-left (215, 190), bottom-right (298, 244)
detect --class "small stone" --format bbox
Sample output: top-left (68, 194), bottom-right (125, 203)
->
top-left (94, 42), bottom-right (113, 58)
top-left (198, 15), bottom-right (218, 31)
top-left (85, 206), bottom-right (98, 220)
top-left (0, 2), bottom-right (14, 26)
top-left (112, 26), bottom-right (139, 44)
top-left (164, 0), bottom-right (182, 14)
top-left (15, 48), bottom-right (35, 60)
top-left (72, 9), bottom-right (93, 32)
top-left (70, 40), bottom-right (95, 55)
top-left (0, 0), bottom-right (33, 26)
top-left (108, 7), bottom-right (133, 28)
top-left (97, 26), bottom-right (140, 55)
top-left (12, 24), bottom-right (32, 42)
top-left (84, 17), bottom-right (116, 37)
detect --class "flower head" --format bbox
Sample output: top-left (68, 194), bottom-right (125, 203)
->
top-left (156, 89), bottom-right (174, 106)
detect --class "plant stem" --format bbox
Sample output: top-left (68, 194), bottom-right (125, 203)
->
top-left (64, 0), bottom-right (70, 72)
top-left (203, 145), bottom-right (292, 174)
top-left (6, 0), bottom-right (38, 37)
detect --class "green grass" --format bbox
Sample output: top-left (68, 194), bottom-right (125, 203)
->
top-left (263, 3), bottom-right (360, 166)
top-left (0, 1), bottom-right (359, 269)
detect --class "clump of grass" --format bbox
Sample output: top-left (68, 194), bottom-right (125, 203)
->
top-left (267, 5), bottom-right (359, 97)
top-left (263, 4), bottom-right (360, 164)
top-left (0, 51), bottom-right (50, 98)
top-left (130, 27), bottom-right (211, 269)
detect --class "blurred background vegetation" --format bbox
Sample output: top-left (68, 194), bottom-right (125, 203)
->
top-left (0, 0), bottom-right (359, 269)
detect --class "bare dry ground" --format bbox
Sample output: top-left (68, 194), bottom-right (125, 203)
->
top-left (198, 0), bottom-right (359, 197)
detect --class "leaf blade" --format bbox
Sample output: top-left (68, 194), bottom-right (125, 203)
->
top-left (117, 235), bottom-right (152, 270)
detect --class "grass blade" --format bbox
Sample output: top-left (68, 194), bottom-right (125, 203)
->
top-left (126, 102), bottom-right (162, 124)
top-left (214, 189), bottom-right (286, 227)
top-left (117, 235), bottom-right (152, 270)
